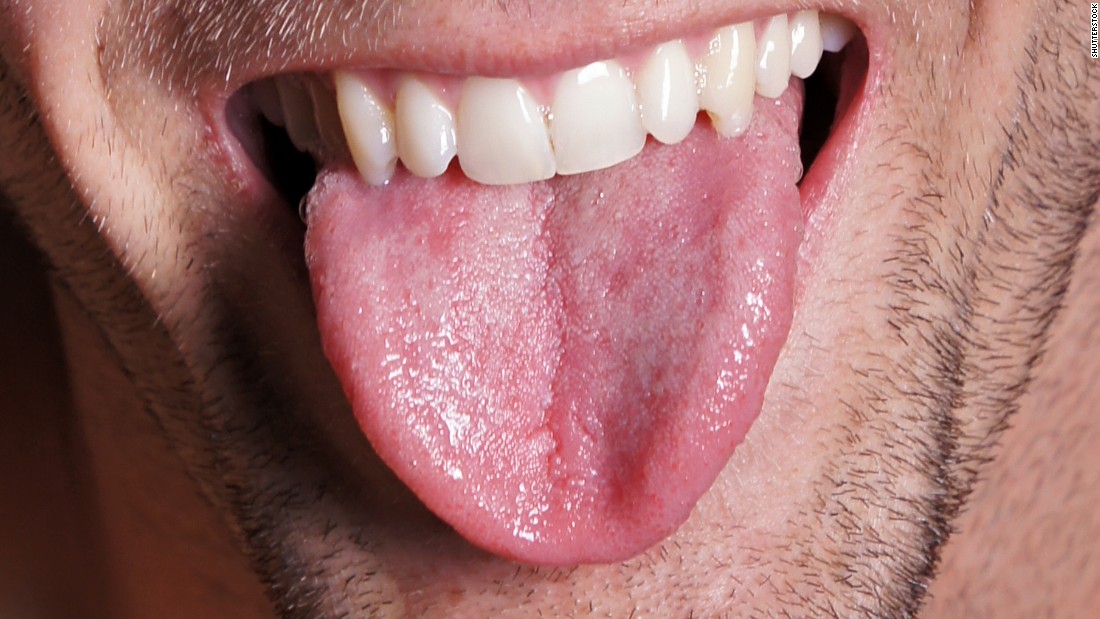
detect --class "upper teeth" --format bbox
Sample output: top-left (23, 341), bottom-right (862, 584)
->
top-left (255, 11), bottom-right (855, 187)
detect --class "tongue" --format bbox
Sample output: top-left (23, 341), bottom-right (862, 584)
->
top-left (305, 88), bottom-right (804, 565)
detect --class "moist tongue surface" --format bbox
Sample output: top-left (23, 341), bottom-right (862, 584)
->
top-left (305, 88), bottom-right (804, 565)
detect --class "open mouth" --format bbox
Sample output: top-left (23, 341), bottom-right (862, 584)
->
top-left (220, 9), bottom-right (869, 566)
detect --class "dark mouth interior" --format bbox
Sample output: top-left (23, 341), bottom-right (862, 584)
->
top-left (223, 96), bottom-right (317, 217)
top-left (799, 51), bottom-right (843, 175)
top-left (262, 118), bottom-right (318, 211)
top-left (227, 30), bottom-right (866, 219)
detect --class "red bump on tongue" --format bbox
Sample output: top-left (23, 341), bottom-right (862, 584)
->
top-left (305, 90), bottom-right (804, 565)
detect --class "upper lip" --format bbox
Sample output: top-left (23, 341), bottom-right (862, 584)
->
top-left (172, 0), bottom-right (877, 95)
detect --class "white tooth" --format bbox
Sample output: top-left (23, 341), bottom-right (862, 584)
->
top-left (820, 14), bottom-right (857, 52)
top-left (756, 15), bottom-right (792, 99)
top-left (277, 77), bottom-right (320, 152)
top-left (395, 78), bottom-right (457, 178)
top-left (254, 79), bottom-right (285, 127)
top-left (700, 23), bottom-right (756, 137)
top-left (334, 71), bottom-right (398, 186)
top-left (637, 41), bottom-right (699, 145)
top-left (456, 77), bottom-right (556, 185)
top-left (789, 11), bottom-right (824, 79)
top-left (550, 60), bottom-right (646, 175)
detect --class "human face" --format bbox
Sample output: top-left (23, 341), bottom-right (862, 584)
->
top-left (1, 0), bottom-right (1097, 616)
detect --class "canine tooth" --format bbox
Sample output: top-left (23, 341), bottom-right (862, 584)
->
top-left (637, 41), bottom-right (699, 145)
top-left (756, 15), bottom-right (792, 99)
top-left (820, 14), bottom-right (857, 52)
top-left (277, 78), bottom-right (320, 152)
top-left (335, 71), bottom-right (397, 186)
top-left (550, 60), bottom-right (646, 175)
top-left (789, 11), bottom-right (824, 79)
top-left (396, 78), bottom-right (457, 178)
top-left (456, 78), bottom-right (556, 185)
top-left (700, 23), bottom-right (756, 137)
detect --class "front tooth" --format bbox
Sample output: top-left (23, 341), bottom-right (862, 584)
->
top-left (550, 60), bottom-right (646, 175)
top-left (334, 71), bottom-right (398, 186)
top-left (789, 11), bottom-right (824, 79)
top-left (277, 77), bottom-right (321, 152)
top-left (637, 41), bottom-right (699, 145)
top-left (756, 15), bottom-right (792, 99)
top-left (456, 78), bottom-right (556, 185)
top-left (700, 23), bottom-right (756, 137)
top-left (396, 78), bottom-right (457, 178)
top-left (820, 14), bottom-right (857, 52)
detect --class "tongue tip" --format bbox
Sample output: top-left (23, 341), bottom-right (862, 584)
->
top-left (487, 526), bottom-right (680, 567)
top-left (443, 487), bottom-right (697, 567)
top-left (355, 394), bottom-right (757, 567)
top-left (349, 402), bottom-right (704, 567)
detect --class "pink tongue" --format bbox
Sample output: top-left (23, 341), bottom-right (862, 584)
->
top-left (306, 89), bottom-right (804, 565)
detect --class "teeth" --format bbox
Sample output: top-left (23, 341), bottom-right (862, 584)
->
top-left (309, 82), bottom-right (345, 154)
top-left (755, 15), bottom-right (792, 99)
top-left (550, 61), bottom-right (646, 175)
top-left (456, 78), bottom-right (556, 185)
top-left (253, 79), bottom-right (285, 127)
top-left (277, 78), bottom-right (321, 152)
top-left (789, 11), bottom-right (824, 79)
top-left (700, 23), bottom-right (757, 137)
top-left (304, 13), bottom-right (856, 187)
top-left (395, 78), bottom-right (458, 178)
top-left (820, 14), bottom-right (857, 53)
top-left (335, 71), bottom-right (398, 186)
top-left (637, 41), bottom-right (699, 145)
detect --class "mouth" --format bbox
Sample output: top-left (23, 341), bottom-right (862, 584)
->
top-left (217, 8), bottom-right (869, 566)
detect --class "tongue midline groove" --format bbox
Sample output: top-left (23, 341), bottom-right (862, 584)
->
top-left (234, 11), bottom-right (858, 194)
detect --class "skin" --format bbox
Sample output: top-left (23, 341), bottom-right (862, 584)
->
top-left (1, 0), bottom-right (1099, 616)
